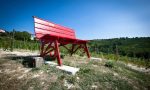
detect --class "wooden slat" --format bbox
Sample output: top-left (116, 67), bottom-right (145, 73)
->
top-left (35, 28), bottom-right (75, 39)
top-left (33, 17), bottom-right (76, 39)
top-left (34, 23), bottom-right (75, 36)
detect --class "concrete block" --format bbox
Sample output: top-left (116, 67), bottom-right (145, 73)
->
top-left (32, 57), bottom-right (44, 68)
top-left (45, 61), bottom-right (80, 75)
top-left (91, 57), bottom-right (102, 61)
top-left (56, 65), bottom-right (80, 75)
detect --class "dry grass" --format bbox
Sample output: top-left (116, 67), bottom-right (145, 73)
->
top-left (0, 50), bottom-right (150, 90)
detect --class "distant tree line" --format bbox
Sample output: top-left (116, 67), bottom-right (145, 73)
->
top-left (0, 30), bottom-right (38, 51)
top-left (88, 37), bottom-right (150, 59)
top-left (0, 30), bottom-right (32, 41)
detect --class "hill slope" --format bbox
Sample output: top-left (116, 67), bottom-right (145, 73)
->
top-left (0, 50), bottom-right (149, 90)
top-left (89, 37), bottom-right (150, 59)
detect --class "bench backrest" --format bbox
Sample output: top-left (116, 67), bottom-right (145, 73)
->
top-left (33, 16), bottom-right (76, 39)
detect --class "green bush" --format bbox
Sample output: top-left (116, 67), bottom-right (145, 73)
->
top-left (105, 60), bottom-right (114, 68)
top-left (60, 53), bottom-right (65, 59)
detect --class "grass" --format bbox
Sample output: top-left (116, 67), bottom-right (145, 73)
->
top-left (76, 61), bottom-right (132, 90)
top-left (62, 56), bottom-right (150, 90)
top-left (0, 51), bottom-right (150, 90)
top-left (0, 39), bottom-right (40, 51)
top-left (91, 52), bottom-right (150, 68)
top-left (105, 60), bottom-right (114, 68)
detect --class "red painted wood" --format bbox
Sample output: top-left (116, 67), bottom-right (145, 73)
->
top-left (54, 40), bottom-right (62, 66)
top-left (84, 44), bottom-right (90, 58)
top-left (33, 17), bottom-right (76, 39)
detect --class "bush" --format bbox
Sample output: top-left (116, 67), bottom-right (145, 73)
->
top-left (60, 53), bottom-right (65, 59)
top-left (105, 60), bottom-right (114, 68)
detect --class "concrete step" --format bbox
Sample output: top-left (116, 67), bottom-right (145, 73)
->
top-left (91, 57), bottom-right (102, 61)
top-left (45, 61), bottom-right (80, 75)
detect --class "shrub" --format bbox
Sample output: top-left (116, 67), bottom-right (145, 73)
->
top-left (105, 60), bottom-right (114, 68)
top-left (60, 53), bottom-right (65, 59)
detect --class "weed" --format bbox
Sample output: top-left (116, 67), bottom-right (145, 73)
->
top-left (21, 78), bottom-right (42, 90)
top-left (60, 53), bottom-right (65, 59)
top-left (66, 75), bottom-right (76, 84)
top-left (105, 60), bottom-right (114, 68)
top-left (79, 68), bottom-right (92, 74)
top-left (31, 68), bottom-right (40, 72)
top-left (63, 61), bottom-right (71, 66)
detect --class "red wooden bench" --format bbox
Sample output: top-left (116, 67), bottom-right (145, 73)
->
top-left (33, 16), bottom-right (90, 66)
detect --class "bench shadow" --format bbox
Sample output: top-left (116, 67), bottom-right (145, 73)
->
top-left (3, 54), bottom-right (56, 68)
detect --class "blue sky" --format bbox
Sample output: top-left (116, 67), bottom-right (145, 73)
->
top-left (0, 0), bottom-right (150, 39)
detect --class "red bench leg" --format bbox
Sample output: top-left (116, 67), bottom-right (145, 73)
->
top-left (54, 40), bottom-right (62, 66)
top-left (40, 41), bottom-right (45, 57)
top-left (70, 44), bottom-right (75, 56)
top-left (84, 43), bottom-right (90, 58)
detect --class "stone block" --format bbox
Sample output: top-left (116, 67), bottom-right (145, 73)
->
top-left (32, 57), bottom-right (44, 68)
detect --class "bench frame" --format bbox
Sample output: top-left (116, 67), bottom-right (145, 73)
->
top-left (33, 16), bottom-right (90, 66)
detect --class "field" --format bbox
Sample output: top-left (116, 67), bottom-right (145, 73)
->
top-left (0, 50), bottom-right (150, 90)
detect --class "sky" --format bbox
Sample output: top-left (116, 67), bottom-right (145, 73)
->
top-left (0, 0), bottom-right (150, 40)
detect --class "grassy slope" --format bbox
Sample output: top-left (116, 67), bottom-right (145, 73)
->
top-left (0, 53), bottom-right (149, 90)
top-left (63, 56), bottom-right (150, 90)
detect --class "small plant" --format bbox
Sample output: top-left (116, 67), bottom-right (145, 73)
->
top-left (31, 68), bottom-right (39, 72)
top-left (40, 64), bottom-right (49, 72)
top-left (59, 75), bottom-right (66, 80)
top-left (105, 60), bottom-right (114, 68)
top-left (63, 61), bottom-right (71, 66)
top-left (60, 53), bottom-right (65, 59)
top-left (66, 76), bottom-right (76, 84)
top-left (79, 68), bottom-right (91, 74)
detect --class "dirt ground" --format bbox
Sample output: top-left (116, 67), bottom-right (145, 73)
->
top-left (0, 49), bottom-right (150, 90)
top-left (0, 50), bottom-right (52, 90)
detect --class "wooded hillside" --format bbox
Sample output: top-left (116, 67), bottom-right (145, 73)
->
top-left (89, 37), bottom-right (150, 59)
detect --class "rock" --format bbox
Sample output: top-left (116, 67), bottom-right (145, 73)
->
top-left (32, 57), bottom-right (44, 68)
top-left (56, 65), bottom-right (80, 75)
top-left (91, 57), bottom-right (102, 61)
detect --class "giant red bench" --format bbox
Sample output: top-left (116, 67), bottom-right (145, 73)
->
top-left (33, 16), bottom-right (90, 66)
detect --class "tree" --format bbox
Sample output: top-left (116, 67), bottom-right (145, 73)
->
top-left (12, 31), bottom-right (31, 41)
